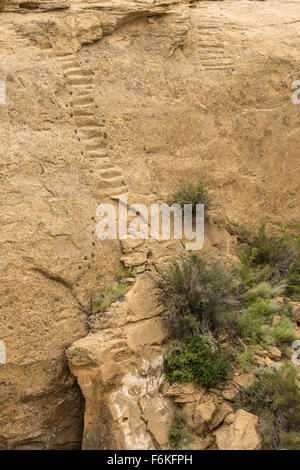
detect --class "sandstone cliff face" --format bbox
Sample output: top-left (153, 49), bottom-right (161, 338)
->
top-left (67, 272), bottom-right (172, 449)
top-left (0, 0), bottom-right (299, 449)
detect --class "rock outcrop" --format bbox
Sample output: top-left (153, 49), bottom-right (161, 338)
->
top-left (215, 409), bottom-right (260, 451)
top-left (67, 273), bottom-right (172, 449)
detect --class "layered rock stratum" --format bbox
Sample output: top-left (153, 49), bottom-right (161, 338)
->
top-left (0, 0), bottom-right (299, 449)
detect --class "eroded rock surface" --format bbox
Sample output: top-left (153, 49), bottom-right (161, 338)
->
top-left (67, 273), bottom-right (174, 449)
top-left (215, 409), bottom-right (260, 450)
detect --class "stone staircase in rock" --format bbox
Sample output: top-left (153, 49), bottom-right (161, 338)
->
top-left (53, 51), bottom-right (151, 282)
top-left (190, 2), bottom-right (235, 72)
top-left (54, 52), bottom-right (130, 201)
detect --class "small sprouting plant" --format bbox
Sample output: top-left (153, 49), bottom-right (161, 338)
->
top-left (116, 264), bottom-right (137, 280)
top-left (92, 282), bottom-right (128, 314)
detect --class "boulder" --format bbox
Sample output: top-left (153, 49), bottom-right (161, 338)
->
top-left (193, 399), bottom-right (216, 435)
top-left (224, 413), bottom-right (235, 425)
top-left (163, 382), bottom-right (203, 403)
top-left (233, 373), bottom-right (256, 389)
top-left (210, 402), bottom-right (232, 430)
top-left (222, 388), bottom-right (237, 402)
top-left (266, 346), bottom-right (281, 360)
top-left (215, 409), bottom-right (261, 450)
top-left (120, 253), bottom-right (148, 267)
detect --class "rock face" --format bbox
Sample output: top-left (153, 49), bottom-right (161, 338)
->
top-left (0, 0), bottom-right (299, 449)
top-left (67, 273), bottom-right (174, 449)
top-left (68, 289), bottom-right (262, 453)
top-left (215, 409), bottom-right (260, 451)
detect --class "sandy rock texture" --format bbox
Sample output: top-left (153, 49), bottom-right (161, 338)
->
top-left (215, 409), bottom-right (260, 450)
top-left (67, 272), bottom-right (172, 449)
top-left (0, 0), bottom-right (299, 449)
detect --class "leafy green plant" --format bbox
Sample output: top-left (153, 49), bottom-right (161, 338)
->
top-left (165, 334), bottom-right (231, 388)
top-left (92, 282), bottom-right (128, 314)
top-left (173, 179), bottom-right (214, 215)
top-left (235, 363), bottom-right (300, 449)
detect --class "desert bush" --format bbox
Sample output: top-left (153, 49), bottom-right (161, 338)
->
top-left (280, 432), bottom-right (300, 450)
top-left (237, 300), bottom-right (273, 346)
top-left (161, 254), bottom-right (240, 338)
top-left (253, 224), bottom-right (294, 270)
top-left (236, 348), bottom-right (255, 372)
top-left (169, 410), bottom-right (193, 450)
top-left (173, 179), bottom-right (214, 215)
top-left (116, 264), bottom-right (137, 280)
top-left (228, 221), bottom-right (253, 245)
top-left (286, 256), bottom-right (300, 300)
top-left (92, 282), bottom-right (128, 314)
top-left (244, 281), bottom-right (286, 302)
top-left (240, 223), bottom-right (300, 280)
top-left (237, 298), bottom-right (294, 348)
top-left (273, 317), bottom-right (295, 344)
top-left (235, 363), bottom-right (300, 449)
top-left (165, 334), bottom-right (231, 388)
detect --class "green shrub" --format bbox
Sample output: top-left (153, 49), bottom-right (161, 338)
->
top-left (280, 432), bottom-right (300, 450)
top-left (239, 247), bottom-right (258, 286)
top-left (173, 179), bottom-right (214, 215)
top-left (244, 281), bottom-right (286, 302)
top-left (274, 317), bottom-right (295, 344)
top-left (92, 282), bottom-right (128, 314)
top-left (165, 334), bottom-right (231, 388)
top-left (237, 298), bottom-right (294, 348)
top-left (253, 224), bottom-right (295, 274)
top-left (169, 410), bottom-right (193, 450)
top-left (239, 223), bottom-right (300, 280)
top-left (161, 254), bottom-right (240, 338)
top-left (286, 256), bottom-right (300, 300)
top-left (116, 264), bottom-right (137, 280)
top-left (235, 363), bottom-right (300, 449)
top-left (237, 299), bottom-right (274, 345)
top-left (236, 348), bottom-right (254, 372)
